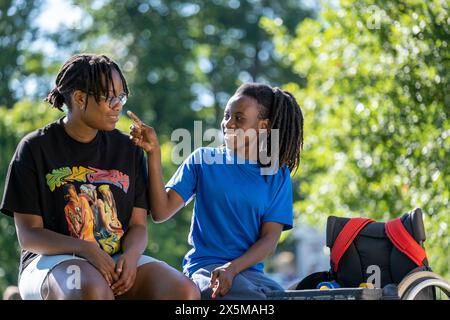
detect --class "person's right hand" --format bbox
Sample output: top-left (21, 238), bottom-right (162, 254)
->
top-left (81, 242), bottom-right (118, 287)
top-left (209, 262), bottom-right (237, 298)
top-left (127, 110), bottom-right (160, 155)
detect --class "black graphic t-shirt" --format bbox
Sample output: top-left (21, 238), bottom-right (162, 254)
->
top-left (1, 117), bottom-right (149, 275)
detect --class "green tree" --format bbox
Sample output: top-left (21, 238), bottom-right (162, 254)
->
top-left (184, 0), bottom-right (316, 126)
top-left (262, 0), bottom-right (449, 278)
top-left (68, 0), bottom-right (201, 135)
top-left (65, 0), bottom-right (317, 131)
top-left (0, 100), bottom-right (60, 293)
top-left (145, 142), bottom-right (193, 269)
top-left (0, 0), bottom-right (45, 107)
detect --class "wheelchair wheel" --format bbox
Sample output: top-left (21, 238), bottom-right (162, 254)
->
top-left (398, 271), bottom-right (450, 300)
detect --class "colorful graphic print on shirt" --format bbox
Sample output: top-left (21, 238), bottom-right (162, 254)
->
top-left (46, 166), bottom-right (129, 255)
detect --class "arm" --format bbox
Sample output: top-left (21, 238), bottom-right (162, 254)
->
top-left (111, 207), bottom-right (149, 296)
top-left (128, 111), bottom-right (185, 223)
top-left (14, 212), bottom-right (118, 285)
top-left (147, 151), bottom-right (185, 222)
top-left (210, 221), bottom-right (283, 298)
top-left (120, 207), bottom-right (148, 258)
top-left (15, 212), bottom-right (92, 256)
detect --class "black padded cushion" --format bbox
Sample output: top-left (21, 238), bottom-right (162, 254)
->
top-left (326, 208), bottom-right (426, 287)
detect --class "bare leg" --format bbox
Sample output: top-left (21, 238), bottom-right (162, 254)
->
top-left (41, 260), bottom-right (114, 300)
top-left (117, 261), bottom-right (200, 300)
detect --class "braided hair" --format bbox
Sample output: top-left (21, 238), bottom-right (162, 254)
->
top-left (45, 53), bottom-right (129, 111)
top-left (235, 83), bottom-right (304, 173)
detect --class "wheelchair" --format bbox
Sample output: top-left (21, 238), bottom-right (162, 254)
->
top-left (268, 208), bottom-right (450, 300)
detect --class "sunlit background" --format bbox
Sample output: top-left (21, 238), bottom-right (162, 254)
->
top-left (1, 0), bottom-right (449, 297)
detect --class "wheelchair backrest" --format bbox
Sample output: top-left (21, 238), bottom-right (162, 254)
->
top-left (326, 208), bottom-right (428, 287)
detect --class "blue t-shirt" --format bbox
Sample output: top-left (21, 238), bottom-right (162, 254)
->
top-left (166, 147), bottom-right (293, 276)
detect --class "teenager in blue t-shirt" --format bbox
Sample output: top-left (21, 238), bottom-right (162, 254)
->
top-left (128, 83), bottom-right (304, 299)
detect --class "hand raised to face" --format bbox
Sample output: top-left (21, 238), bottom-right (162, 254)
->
top-left (127, 110), bottom-right (160, 156)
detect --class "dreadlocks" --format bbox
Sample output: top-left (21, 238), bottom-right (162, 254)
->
top-left (235, 83), bottom-right (304, 173)
top-left (45, 53), bottom-right (129, 111)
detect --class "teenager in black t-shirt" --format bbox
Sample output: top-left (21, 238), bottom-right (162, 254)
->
top-left (0, 53), bottom-right (200, 300)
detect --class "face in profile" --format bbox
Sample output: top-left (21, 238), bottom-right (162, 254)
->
top-left (76, 68), bottom-right (127, 132)
top-left (221, 94), bottom-right (268, 158)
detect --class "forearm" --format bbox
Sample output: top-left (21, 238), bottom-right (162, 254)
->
top-left (228, 233), bottom-right (280, 275)
top-left (17, 227), bottom-right (91, 257)
top-left (147, 151), bottom-right (180, 222)
top-left (147, 151), bottom-right (169, 217)
top-left (121, 224), bottom-right (148, 258)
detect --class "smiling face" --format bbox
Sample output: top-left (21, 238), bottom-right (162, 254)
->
top-left (221, 94), bottom-right (269, 157)
top-left (72, 68), bottom-right (126, 131)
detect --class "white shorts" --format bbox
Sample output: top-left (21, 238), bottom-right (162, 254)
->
top-left (18, 253), bottom-right (159, 300)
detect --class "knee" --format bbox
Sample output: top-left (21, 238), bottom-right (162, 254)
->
top-left (43, 260), bottom-right (115, 300)
top-left (71, 280), bottom-right (114, 300)
top-left (55, 272), bottom-right (114, 300)
top-left (176, 278), bottom-right (201, 300)
top-left (64, 263), bottom-right (114, 300)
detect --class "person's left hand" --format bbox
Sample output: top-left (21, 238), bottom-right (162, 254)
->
top-left (111, 252), bottom-right (140, 296)
top-left (209, 263), bottom-right (237, 298)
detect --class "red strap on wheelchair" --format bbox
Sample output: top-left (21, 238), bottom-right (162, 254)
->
top-left (385, 218), bottom-right (427, 267)
top-left (330, 218), bottom-right (375, 273)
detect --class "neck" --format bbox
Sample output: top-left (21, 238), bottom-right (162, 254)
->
top-left (63, 114), bottom-right (98, 143)
top-left (241, 139), bottom-right (260, 162)
top-left (233, 146), bottom-right (259, 163)
top-left (237, 149), bottom-right (258, 162)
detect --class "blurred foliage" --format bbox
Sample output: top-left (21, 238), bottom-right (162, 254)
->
top-left (0, 0), bottom-right (64, 107)
top-left (0, 100), bottom-right (61, 292)
top-left (0, 0), bottom-right (39, 106)
top-left (262, 0), bottom-right (449, 278)
top-left (61, 0), bottom-right (317, 134)
top-left (1, 0), bottom-right (449, 294)
top-left (145, 141), bottom-right (194, 269)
